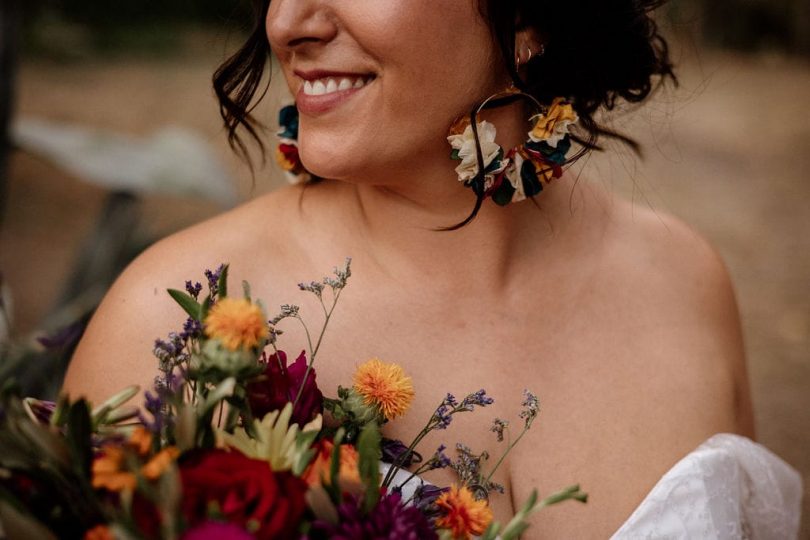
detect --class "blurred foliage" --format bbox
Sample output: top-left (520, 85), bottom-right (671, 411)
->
top-left (20, 0), bottom-right (254, 59)
top-left (16, 0), bottom-right (810, 59)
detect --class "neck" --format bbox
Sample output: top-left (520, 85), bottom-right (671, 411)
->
top-left (298, 101), bottom-right (593, 292)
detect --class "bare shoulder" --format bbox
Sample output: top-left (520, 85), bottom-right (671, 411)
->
top-left (593, 193), bottom-right (754, 436)
top-left (62, 186), bottom-right (306, 404)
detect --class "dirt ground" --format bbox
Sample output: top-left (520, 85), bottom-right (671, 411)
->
top-left (2, 43), bottom-right (809, 534)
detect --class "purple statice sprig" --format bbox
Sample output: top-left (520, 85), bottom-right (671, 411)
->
top-left (139, 368), bottom-right (184, 443)
top-left (185, 280), bottom-right (203, 300)
top-left (450, 443), bottom-right (504, 499)
top-left (491, 418), bottom-right (509, 442)
top-left (380, 389), bottom-right (494, 489)
top-left (393, 443), bottom-right (455, 498)
top-left (151, 264), bottom-right (229, 442)
top-left (410, 484), bottom-right (450, 520)
top-left (478, 389), bottom-right (541, 495)
top-left (269, 258), bottom-right (353, 413)
top-left (203, 264), bottom-right (226, 299)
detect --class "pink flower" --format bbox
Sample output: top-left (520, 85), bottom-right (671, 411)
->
top-left (181, 521), bottom-right (254, 540)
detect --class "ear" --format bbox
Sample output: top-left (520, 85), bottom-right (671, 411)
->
top-left (514, 27), bottom-right (544, 69)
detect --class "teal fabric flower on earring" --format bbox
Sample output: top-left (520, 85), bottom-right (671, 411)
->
top-left (276, 104), bottom-right (316, 185)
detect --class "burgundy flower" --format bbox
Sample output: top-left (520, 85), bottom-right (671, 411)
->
top-left (247, 350), bottom-right (323, 426)
top-left (181, 521), bottom-right (254, 540)
top-left (179, 449), bottom-right (307, 540)
top-left (308, 492), bottom-right (437, 540)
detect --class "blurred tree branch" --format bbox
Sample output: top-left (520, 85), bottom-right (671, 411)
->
top-left (0, 0), bottom-right (20, 226)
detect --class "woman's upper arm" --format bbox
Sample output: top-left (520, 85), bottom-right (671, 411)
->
top-left (62, 243), bottom-right (190, 405)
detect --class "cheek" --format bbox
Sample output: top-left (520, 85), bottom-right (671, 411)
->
top-left (367, 3), bottom-right (501, 137)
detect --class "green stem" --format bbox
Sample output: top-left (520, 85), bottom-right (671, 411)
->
top-left (382, 416), bottom-right (438, 487)
top-left (394, 459), bottom-right (435, 492)
top-left (292, 288), bottom-right (343, 409)
top-left (485, 426), bottom-right (529, 484)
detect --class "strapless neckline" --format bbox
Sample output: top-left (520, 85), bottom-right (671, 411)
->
top-left (383, 433), bottom-right (803, 539)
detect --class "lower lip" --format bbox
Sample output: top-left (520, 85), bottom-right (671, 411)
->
top-left (295, 81), bottom-right (372, 115)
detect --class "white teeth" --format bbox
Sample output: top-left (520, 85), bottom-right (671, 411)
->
top-left (302, 76), bottom-right (371, 96)
top-left (312, 80), bottom-right (327, 95)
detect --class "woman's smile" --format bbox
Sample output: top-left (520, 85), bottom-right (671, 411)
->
top-left (294, 69), bottom-right (376, 115)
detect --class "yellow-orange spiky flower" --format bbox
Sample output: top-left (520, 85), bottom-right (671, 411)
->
top-left (204, 297), bottom-right (268, 351)
top-left (435, 484), bottom-right (494, 539)
top-left (352, 358), bottom-right (414, 421)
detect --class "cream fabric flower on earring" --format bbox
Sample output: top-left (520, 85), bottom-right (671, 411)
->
top-left (504, 153), bottom-right (527, 203)
top-left (447, 121), bottom-right (505, 183)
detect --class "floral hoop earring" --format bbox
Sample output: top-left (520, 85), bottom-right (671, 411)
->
top-left (275, 104), bottom-right (318, 185)
top-left (447, 88), bottom-right (579, 206)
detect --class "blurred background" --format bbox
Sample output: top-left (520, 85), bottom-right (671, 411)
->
top-left (0, 0), bottom-right (808, 534)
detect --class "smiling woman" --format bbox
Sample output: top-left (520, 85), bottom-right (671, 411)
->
top-left (63, 0), bottom-right (802, 538)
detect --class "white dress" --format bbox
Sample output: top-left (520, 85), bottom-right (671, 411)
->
top-left (384, 433), bottom-right (803, 539)
top-left (610, 434), bottom-right (802, 539)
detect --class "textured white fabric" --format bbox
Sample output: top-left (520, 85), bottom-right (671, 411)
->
top-left (611, 434), bottom-right (803, 539)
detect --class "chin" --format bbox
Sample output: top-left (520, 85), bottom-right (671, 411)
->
top-left (298, 147), bottom-right (353, 181)
top-left (298, 135), bottom-right (376, 182)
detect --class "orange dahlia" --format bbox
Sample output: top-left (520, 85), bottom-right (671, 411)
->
top-left (435, 484), bottom-right (494, 539)
top-left (84, 525), bottom-right (114, 540)
top-left (141, 447), bottom-right (181, 480)
top-left (302, 439), bottom-right (361, 490)
top-left (352, 358), bottom-right (414, 421)
top-left (204, 297), bottom-right (268, 351)
top-left (92, 446), bottom-right (137, 492)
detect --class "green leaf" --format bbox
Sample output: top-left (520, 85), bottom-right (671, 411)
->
top-left (293, 429), bottom-right (320, 476)
top-left (65, 400), bottom-right (93, 476)
top-left (479, 522), bottom-right (502, 540)
top-left (357, 422), bottom-right (381, 513)
top-left (201, 295), bottom-right (213, 321)
top-left (0, 500), bottom-right (58, 540)
top-left (326, 428), bottom-right (345, 504)
top-left (217, 264), bottom-right (230, 298)
top-left (242, 280), bottom-right (252, 301)
top-left (201, 378), bottom-right (236, 418)
top-left (537, 484), bottom-right (587, 509)
top-left (167, 289), bottom-right (202, 321)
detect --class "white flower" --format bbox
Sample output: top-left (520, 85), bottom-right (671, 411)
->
top-left (447, 121), bottom-right (504, 182)
top-left (217, 402), bottom-right (322, 474)
top-left (504, 154), bottom-right (527, 203)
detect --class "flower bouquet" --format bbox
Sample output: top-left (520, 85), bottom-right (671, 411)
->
top-left (0, 260), bottom-right (585, 539)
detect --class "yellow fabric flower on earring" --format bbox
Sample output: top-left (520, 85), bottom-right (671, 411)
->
top-left (529, 97), bottom-right (579, 148)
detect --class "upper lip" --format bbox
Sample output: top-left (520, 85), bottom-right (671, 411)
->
top-left (294, 69), bottom-right (374, 81)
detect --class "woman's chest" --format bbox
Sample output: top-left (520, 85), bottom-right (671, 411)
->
top-left (268, 291), bottom-right (693, 534)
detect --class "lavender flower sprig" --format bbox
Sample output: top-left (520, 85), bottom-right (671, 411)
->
top-left (269, 258), bottom-right (352, 410)
top-left (382, 389), bottom-right (495, 489)
top-left (483, 390), bottom-right (540, 487)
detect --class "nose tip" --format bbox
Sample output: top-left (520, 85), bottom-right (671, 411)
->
top-left (266, 0), bottom-right (338, 53)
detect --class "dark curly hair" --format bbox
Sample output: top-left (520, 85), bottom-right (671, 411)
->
top-left (213, 0), bottom-right (676, 214)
